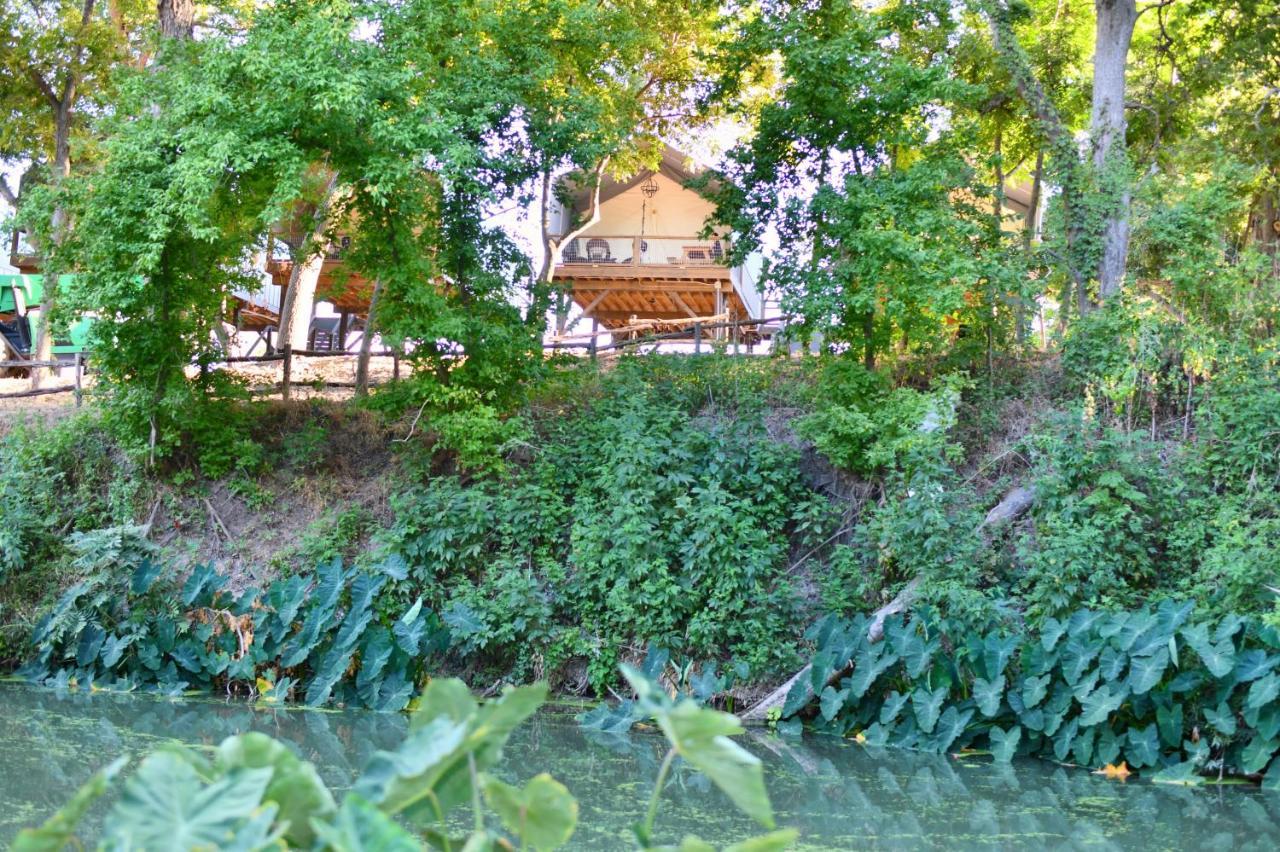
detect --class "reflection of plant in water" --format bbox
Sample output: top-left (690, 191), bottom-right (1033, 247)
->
top-left (14, 675), bottom-right (798, 851)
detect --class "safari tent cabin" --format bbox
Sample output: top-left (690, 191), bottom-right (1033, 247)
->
top-left (550, 146), bottom-right (763, 334)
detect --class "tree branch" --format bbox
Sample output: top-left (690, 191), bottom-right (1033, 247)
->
top-left (0, 175), bottom-right (17, 209)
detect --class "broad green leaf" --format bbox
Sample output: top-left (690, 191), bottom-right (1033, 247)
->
top-left (214, 732), bottom-right (336, 847)
top-left (972, 676), bottom-right (1004, 718)
top-left (104, 752), bottom-right (271, 849)
top-left (1247, 672), bottom-right (1280, 710)
top-left (1060, 637), bottom-right (1100, 685)
top-left (311, 795), bottom-right (420, 851)
top-left (131, 558), bottom-right (164, 595)
top-left (392, 597), bottom-right (426, 656)
top-left (656, 700), bottom-right (774, 829)
top-left (1079, 684), bottom-right (1127, 726)
top-left (981, 634), bottom-right (1019, 680)
top-left (13, 756), bottom-right (127, 852)
top-left (1040, 617), bottom-right (1066, 651)
top-left (912, 687), bottom-right (946, 734)
top-left (1152, 761), bottom-right (1206, 786)
top-left (483, 773), bottom-right (578, 851)
top-left (1156, 702), bottom-right (1184, 747)
top-left (1204, 701), bottom-right (1238, 736)
top-left (411, 677), bottom-right (480, 730)
top-left (819, 686), bottom-right (848, 722)
top-left (1127, 648), bottom-right (1169, 695)
top-left (1234, 650), bottom-right (1280, 683)
top-left (1182, 623), bottom-right (1236, 678)
top-left (353, 716), bottom-right (470, 816)
top-left (849, 645), bottom-right (898, 699)
top-left (1241, 735), bottom-right (1278, 775)
top-left (1265, 756), bottom-right (1280, 791)
top-left (1021, 674), bottom-right (1050, 709)
top-left (931, 706), bottom-right (974, 753)
top-left (879, 691), bottom-right (909, 725)
top-left (1124, 724), bottom-right (1160, 769)
top-left (989, 725), bottom-right (1020, 763)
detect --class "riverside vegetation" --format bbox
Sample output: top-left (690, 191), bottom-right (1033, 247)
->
top-left (3, 0), bottom-right (1280, 831)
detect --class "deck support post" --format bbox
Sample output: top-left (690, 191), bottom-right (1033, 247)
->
top-left (694, 323), bottom-right (702, 354)
top-left (73, 352), bottom-right (83, 408)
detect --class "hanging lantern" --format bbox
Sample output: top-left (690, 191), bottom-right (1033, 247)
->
top-left (641, 174), bottom-right (659, 198)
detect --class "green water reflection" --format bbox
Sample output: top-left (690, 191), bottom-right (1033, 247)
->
top-left (1, 681), bottom-right (1278, 850)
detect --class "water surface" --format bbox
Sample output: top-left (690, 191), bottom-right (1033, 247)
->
top-left (1, 682), bottom-right (1277, 849)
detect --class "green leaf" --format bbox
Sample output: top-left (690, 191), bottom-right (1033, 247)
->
top-left (483, 773), bottom-right (578, 851)
top-left (1234, 650), bottom-right (1280, 683)
top-left (1204, 701), bottom-right (1238, 736)
top-left (131, 558), bottom-right (164, 595)
top-left (1265, 756), bottom-right (1280, 791)
top-left (14, 756), bottom-right (128, 852)
top-left (1021, 674), bottom-right (1050, 709)
top-left (1241, 735), bottom-right (1278, 775)
top-left (104, 752), bottom-right (272, 849)
top-left (311, 795), bottom-right (421, 851)
top-left (1079, 684), bottom-right (1128, 727)
top-left (849, 645), bottom-right (898, 699)
top-left (214, 732), bottom-right (336, 847)
top-left (1040, 617), bottom-right (1066, 651)
top-left (931, 706), bottom-right (974, 753)
top-left (1157, 702), bottom-right (1184, 747)
top-left (819, 686), bottom-right (848, 722)
top-left (655, 700), bottom-right (774, 829)
top-left (1152, 761), bottom-right (1206, 786)
top-left (1247, 672), bottom-right (1280, 710)
top-left (393, 597), bottom-right (426, 656)
top-left (989, 725), bottom-right (1021, 763)
top-left (1183, 623), bottom-right (1236, 678)
top-left (1124, 724), bottom-right (1160, 769)
top-left (879, 690), bottom-right (909, 725)
top-left (1127, 647), bottom-right (1169, 696)
top-left (912, 686), bottom-right (946, 734)
top-left (353, 716), bottom-right (470, 816)
top-left (972, 676), bottom-right (1004, 718)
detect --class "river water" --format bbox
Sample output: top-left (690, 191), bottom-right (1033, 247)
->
top-left (1, 681), bottom-right (1277, 849)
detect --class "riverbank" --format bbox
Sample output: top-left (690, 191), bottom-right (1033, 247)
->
top-left (5, 336), bottom-right (1280, 779)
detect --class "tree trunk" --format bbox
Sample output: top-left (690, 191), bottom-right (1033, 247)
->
top-left (1248, 176), bottom-right (1280, 282)
top-left (279, 253), bottom-right (324, 351)
top-left (540, 160), bottom-right (608, 336)
top-left (277, 172), bottom-right (339, 352)
top-left (157, 0), bottom-right (194, 40)
top-left (1090, 0), bottom-right (1138, 301)
top-left (30, 103), bottom-right (75, 389)
top-left (355, 278), bottom-right (383, 398)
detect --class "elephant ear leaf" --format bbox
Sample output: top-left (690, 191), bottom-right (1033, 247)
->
top-left (483, 773), bottom-right (579, 851)
top-left (311, 795), bottom-right (421, 852)
top-left (972, 676), bottom-right (1005, 718)
top-left (392, 598), bottom-right (426, 656)
top-left (13, 756), bottom-right (128, 852)
top-left (214, 732), bottom-right (336, 848)
top-left (104, 752), bottom-right (272, 850)
top-left (989, 725), bottom-right (1021, 763)
top-left (656, 701), bottom-right (774, 830)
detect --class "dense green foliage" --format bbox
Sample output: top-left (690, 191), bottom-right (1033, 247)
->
top-left (382, 357), bottom-right (825, 689)
top-left (23, 553), bottom-right (449, 710)
top-left (779, 604), bottom-right (1280, 785)
top-left (17, 675), bottom-right (794, 851)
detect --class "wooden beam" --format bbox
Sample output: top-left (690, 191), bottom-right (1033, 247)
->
top-left (579, 289), bottom-right (610, 317)
top-left (567, 280), bottom-right (720, 292)
top-left (669, 292), bottom-right (698, 318)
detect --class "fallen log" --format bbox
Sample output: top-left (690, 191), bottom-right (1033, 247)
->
top-left (740, 483), bottom-right (1034, 724)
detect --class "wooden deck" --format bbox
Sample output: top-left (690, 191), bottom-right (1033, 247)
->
top-left (265, 258), bottom-right (374, 314)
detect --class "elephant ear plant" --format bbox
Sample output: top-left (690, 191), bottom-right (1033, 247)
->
top-left (15, 672), bottom-right (798, 851)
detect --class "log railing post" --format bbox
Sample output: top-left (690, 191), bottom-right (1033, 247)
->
top-left (73, 352), bottom-right (83, 408)
top-left (281, 344), bottom-right (292, 400)
top-left (694, 322), bottom-right (703, 354)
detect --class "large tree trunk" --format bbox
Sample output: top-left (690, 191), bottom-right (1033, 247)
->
top-left (277, 172), bottom-right (340, 352)
top-left (157, 0), bottom-right (194, 40)
top-left (1090, 0), bottom-right (1138, 301)
top-left (278, 253), bottom-right (324, 351)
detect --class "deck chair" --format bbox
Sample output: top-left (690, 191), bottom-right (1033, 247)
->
top-left (585, 238), bottom-right (612, 262)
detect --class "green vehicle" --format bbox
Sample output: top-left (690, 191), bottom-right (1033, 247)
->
top-left (0, 274), bottom-right (92, 360)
